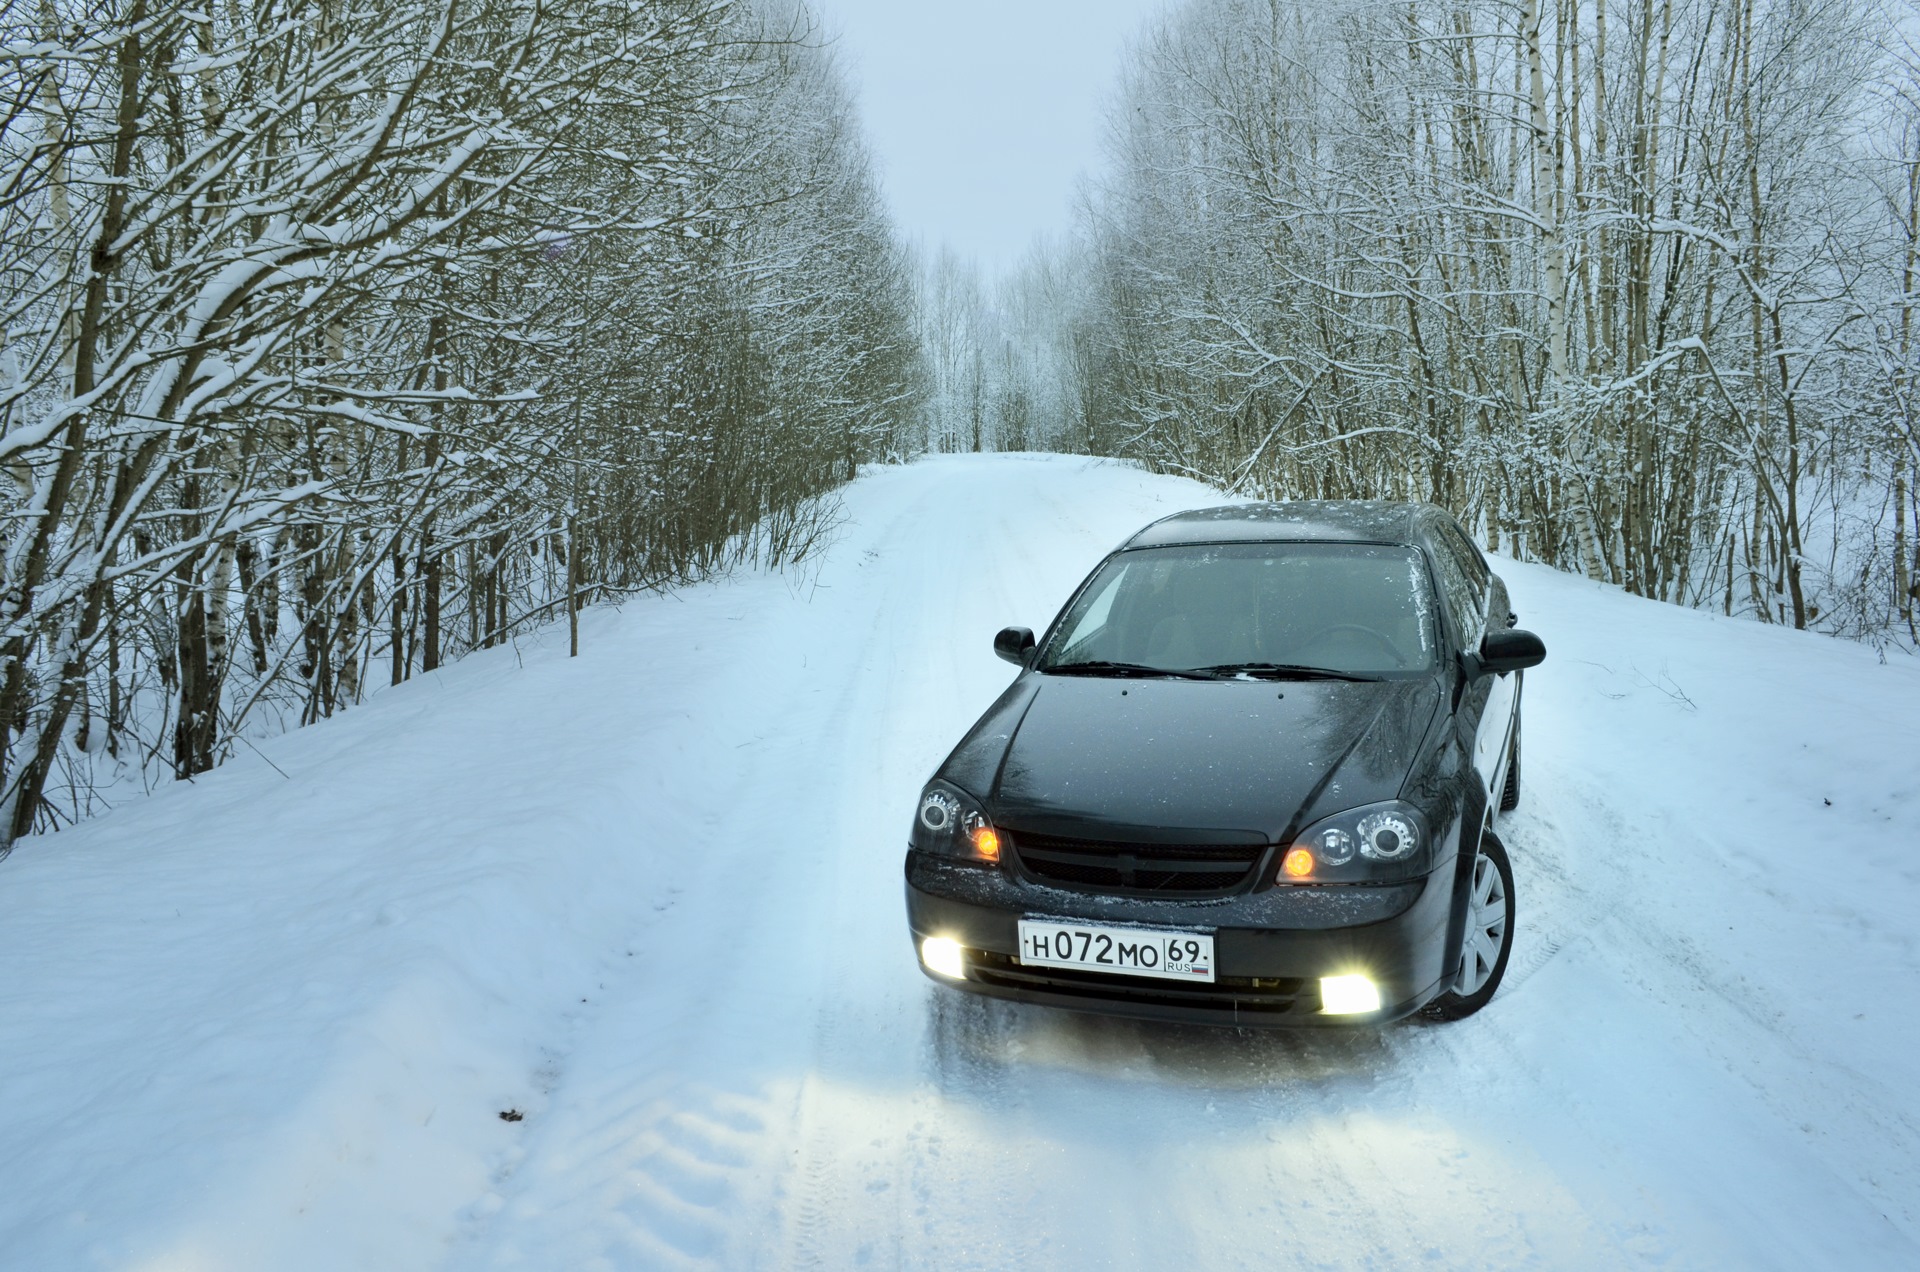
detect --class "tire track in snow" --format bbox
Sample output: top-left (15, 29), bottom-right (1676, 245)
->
top-left (770, 487), bottom-right (1013, 1271)
top-left (615, 1090), bottom-right (772, 1268)
top-left (451, 465), bottom-right (965, 1271)
top-left (764, 464), bottom-right (1146, 1271)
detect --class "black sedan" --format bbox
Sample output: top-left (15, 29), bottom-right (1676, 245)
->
top-left (904, 501), bottom-right (1545, 1025)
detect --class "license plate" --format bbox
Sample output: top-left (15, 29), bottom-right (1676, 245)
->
top-left (1017, 918), bottom-right (1215, 983)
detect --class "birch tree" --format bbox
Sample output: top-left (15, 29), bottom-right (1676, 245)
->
top-left (0, 0), bottom-right (918, 851)
top-left (1039, 0), bottom-right (1910, 646)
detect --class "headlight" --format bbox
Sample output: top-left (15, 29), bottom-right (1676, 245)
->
top-left (1278, 801), bottom-right (1432, 883)
top-left (910, 780), bottom-right (1001, 864)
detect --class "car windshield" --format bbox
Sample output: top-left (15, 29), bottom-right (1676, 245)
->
top-left (1038, 542), bottom-right (1438, 678)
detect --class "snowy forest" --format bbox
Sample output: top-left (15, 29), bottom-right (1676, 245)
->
top-left (7, 0), bottom-right (1920, 847)
top-left (927, 0), bottom-right (1920, 651)
top-left (0, 0), bottom-right (916, 845)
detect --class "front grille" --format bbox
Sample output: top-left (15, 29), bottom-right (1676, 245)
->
top-left (970, 950), bottom-right (1309, 1015)
top-left (1009, 831), bottom-right (1267, 896)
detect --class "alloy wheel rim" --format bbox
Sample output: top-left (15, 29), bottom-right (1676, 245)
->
top-left (1453, 850), bottom-right (1508, 997)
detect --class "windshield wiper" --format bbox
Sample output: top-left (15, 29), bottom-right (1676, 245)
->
top-left (1043, 660), bottom-right (1222, 681)
top-left (1194, 662), bottom-right (1383, 683)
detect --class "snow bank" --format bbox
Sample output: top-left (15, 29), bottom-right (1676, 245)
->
top-left (1, 455), bottom-right (1914, 1270)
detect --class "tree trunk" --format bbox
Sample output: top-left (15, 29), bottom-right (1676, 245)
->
top-left (566, 514), bottom-right (580, 658)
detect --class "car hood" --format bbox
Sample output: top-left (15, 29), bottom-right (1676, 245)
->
top-left (962, 674), bottom-right (1440, 842)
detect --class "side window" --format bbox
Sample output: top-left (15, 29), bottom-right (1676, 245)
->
top-left (1442, 521), bottom-right (1490, 595)
top-left (1428, 527), bottom-right (1487, 643)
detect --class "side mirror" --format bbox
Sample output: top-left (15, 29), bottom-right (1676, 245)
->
top-left (994, 625), bottom-right (1036, 666)
top-left (1468, 628), bottom-right (1546, 678)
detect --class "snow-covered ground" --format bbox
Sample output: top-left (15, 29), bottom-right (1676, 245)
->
top-left (3, 454), bottom-right (1915, 1270)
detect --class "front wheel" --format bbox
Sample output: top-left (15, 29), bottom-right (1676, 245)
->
top-left (1423, 831), bottom-right (1515, 1021)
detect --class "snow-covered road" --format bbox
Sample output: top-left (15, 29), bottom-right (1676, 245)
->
top-left (4, 456), bottom-right (1916, 1270)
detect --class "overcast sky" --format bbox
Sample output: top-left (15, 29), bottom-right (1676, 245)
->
top-left (818, 1), bottom-right (1169, 276)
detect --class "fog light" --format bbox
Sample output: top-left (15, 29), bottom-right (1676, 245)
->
top-left (1320, 974), bottom-right (1381, 1015)
top-left (920, 936), bottom-right (966, 979)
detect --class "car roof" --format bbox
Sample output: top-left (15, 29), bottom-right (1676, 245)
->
top-left (1121, 500), bottom-right (1432, 549)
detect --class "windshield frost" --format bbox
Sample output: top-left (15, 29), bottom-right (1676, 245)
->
top-left (1041, 543), bottom-right (1438, 677)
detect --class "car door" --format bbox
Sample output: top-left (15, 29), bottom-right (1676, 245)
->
top-left (1436, 522), bottom-right (1517, 813)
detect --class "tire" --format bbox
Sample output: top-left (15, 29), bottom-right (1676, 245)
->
top-left (1498, 708), bottom-right (1522, 813)
top-left (1423, 831), bottom-right (1516, 1021)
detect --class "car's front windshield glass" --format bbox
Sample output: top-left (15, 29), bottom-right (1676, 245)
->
top-left (1038, 542), bottom-right (1438, 678)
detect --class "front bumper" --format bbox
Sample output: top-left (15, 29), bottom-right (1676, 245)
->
top-left (905, 852), bottom-right (1456, 1026)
